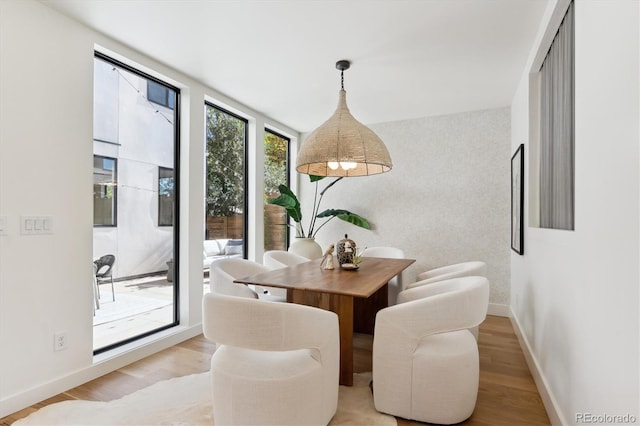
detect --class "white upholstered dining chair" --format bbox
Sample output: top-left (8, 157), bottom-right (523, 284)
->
top-left (373, 276), bottom-right (490, 424)
top-left (210, 258), bottom-right (285, 302)
top-left (408, 260), bottom-right (487, 289)
top-left (202, 292), bottom-right (340, 425)
top-left (262, 250), bottom-right (309, 298)
top-left (263, 250), bottom-right (309, 269)
top-left (361, 246), bottom-right (407, 305)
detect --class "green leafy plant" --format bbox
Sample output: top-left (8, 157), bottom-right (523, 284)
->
top-left (268, 175), bottom-right (371, 238)
top-left (351, 246), bottom-right (368, 266)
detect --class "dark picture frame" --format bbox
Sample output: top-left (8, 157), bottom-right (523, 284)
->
top-left (511, 144), bottom-right (525, 255)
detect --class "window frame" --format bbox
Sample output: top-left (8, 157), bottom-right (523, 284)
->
top-left (93, 154), bottom-right (118, 227)
top-left (264, 128), bottom-right (291, 250)
top-left (93, 51), bottom-right (181, 355)
top-left (204, 102), bottom-right (249, 259)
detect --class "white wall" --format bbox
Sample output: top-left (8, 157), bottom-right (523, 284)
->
top-left (510, 1), bottom-right (639, 424)
top-left (301, 107), bottom-right (512, 312)
top-left (0, 0), bottom-right (298, 416)
top-left (0, 0), bottom-right (95, 409)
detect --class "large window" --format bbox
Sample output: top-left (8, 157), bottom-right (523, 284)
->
top-left (205, 104), bottom-right (247, 256)
top-left (539, 1), bottom-right (574, 230)
top-left (93, 155), bottom-right (117, 226)
top-left (264, 129), bottom-right (290, 251)
top-left (158, 167), bottom-right (174, 226)
top-left (93, 52), bottom-right (179, 354)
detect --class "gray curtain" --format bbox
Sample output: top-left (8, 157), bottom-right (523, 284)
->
top-left (540, 1), bottom-right (574, 230)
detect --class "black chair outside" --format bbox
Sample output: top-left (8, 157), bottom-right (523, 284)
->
top-left (94, 254), bottom-right (116, 301)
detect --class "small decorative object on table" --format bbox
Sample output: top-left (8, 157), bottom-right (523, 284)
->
top-left (337, 234), bottom-right (356, 267)
top-left (352, 246), bottom-right (366, 267)
top-left (320, 244), bottom-right (335, 270)
top-left (341, 246), bottom-right (367, 270)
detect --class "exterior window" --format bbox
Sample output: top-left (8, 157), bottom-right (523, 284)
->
top-left (93, 52), bottom-right (179, 354)
top-left (158, 167), bottom-right (174, 226)
top-left (148, 80), bottom-right (175, 109)
top-left (205, 104), bottom-right (247, 256)
top-left (93, 155), bottom-right (117, 226)
top-left (264, 129), bottom-right (290, 251)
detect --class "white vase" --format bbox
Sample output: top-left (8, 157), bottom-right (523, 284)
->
top-left (288, 237), bottom-right (323, 260)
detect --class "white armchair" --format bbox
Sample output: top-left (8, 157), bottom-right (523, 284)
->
top-left (361, 246), bottom-right (407, 305)
top-left (210, 258), bottom-right (285, 302)
top-left (202, 292), bottom-right (340, 425)
top-left (409, 260), bottom-right (487, 289)
top-left (262, 250), bottom-right (309, 299)
top-left (263, 250), bottom-right (309, 269)
top-left (373, 276), bottom-right (490, 424)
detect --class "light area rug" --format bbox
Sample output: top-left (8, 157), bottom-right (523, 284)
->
top-left (93, 293), bottom-right (172, 326)
top-left (14, 371), bottom-right (395, 426)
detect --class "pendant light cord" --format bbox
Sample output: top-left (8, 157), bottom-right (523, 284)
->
top-left (336, 59), bottom-right (350, 90)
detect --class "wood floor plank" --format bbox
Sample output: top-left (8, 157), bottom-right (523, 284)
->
top-left (1, 315), bottom-right (549, 426)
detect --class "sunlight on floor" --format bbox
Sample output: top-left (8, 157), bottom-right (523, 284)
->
top-left (93, 274), bottom-right (208, 350)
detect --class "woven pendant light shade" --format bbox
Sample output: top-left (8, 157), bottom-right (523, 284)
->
top-left (296, 80), bottom-right (392, 176)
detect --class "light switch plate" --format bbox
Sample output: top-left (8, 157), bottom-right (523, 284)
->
top-left (21, 216), bottom-right (53, 235)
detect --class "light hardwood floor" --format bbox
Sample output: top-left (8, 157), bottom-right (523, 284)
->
top-left (1, 316), bottom-right (549, 425)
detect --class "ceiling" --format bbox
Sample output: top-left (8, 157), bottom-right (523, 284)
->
top-left (41, 0), bottom-right (549, 133)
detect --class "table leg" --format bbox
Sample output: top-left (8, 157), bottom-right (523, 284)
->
top-left (290, 289), bottom-right (354, 386)
top-left (354, 283), bottom-right (388, 334)
top-left (335, 295), bottom-right (354, 386)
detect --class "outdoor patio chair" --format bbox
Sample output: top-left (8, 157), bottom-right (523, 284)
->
top-left (94, 254), bottom-right (116, 301)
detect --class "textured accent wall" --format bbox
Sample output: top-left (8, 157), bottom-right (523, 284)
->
top-left (302, 107), bottom-right (511, 305)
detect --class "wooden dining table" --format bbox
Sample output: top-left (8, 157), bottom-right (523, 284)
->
top-left (233, 256), bottom-right (415, 386)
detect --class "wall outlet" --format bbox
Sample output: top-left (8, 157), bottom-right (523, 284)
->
top-left (54, 332), bottom-right (68, 351)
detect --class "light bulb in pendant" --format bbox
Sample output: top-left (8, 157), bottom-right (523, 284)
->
top-left (340, 161), bottom-right (357, 170)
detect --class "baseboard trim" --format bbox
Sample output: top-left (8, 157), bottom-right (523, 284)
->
top-left (509, 309), bottom-right (567, 426)
top-left (488, 302), bottom-right (510, 317)
top-left (0, 324), bottom-right (202, 418)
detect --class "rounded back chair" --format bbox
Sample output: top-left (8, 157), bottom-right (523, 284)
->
top-left (373, 276), bottom-right (490, 424)
top-left (263, 250), bottom-right (309, 269)
top-left (262, 251), bottom-right (309, 299)
top-left (405, 260), bottom-right (487, 340)
top-left (210, 258), bottom-right (284, 302)
top-left (409, 261), bottom-right (487, 289)
top-left (203, 292), bottom-right (340, 425)
top-left (361, 246), bottom-right (407, 305)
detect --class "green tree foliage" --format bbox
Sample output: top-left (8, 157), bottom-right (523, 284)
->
top-left (205, 106), bottom-right (245, 217)
top-left (264, 131), bottom-right (288, 199)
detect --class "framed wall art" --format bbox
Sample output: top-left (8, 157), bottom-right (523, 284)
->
top-left (511, 144), bottom-right (524, 255)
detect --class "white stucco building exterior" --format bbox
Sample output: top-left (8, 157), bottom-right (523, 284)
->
top-left (93, 57), bottom-right (176, 278)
